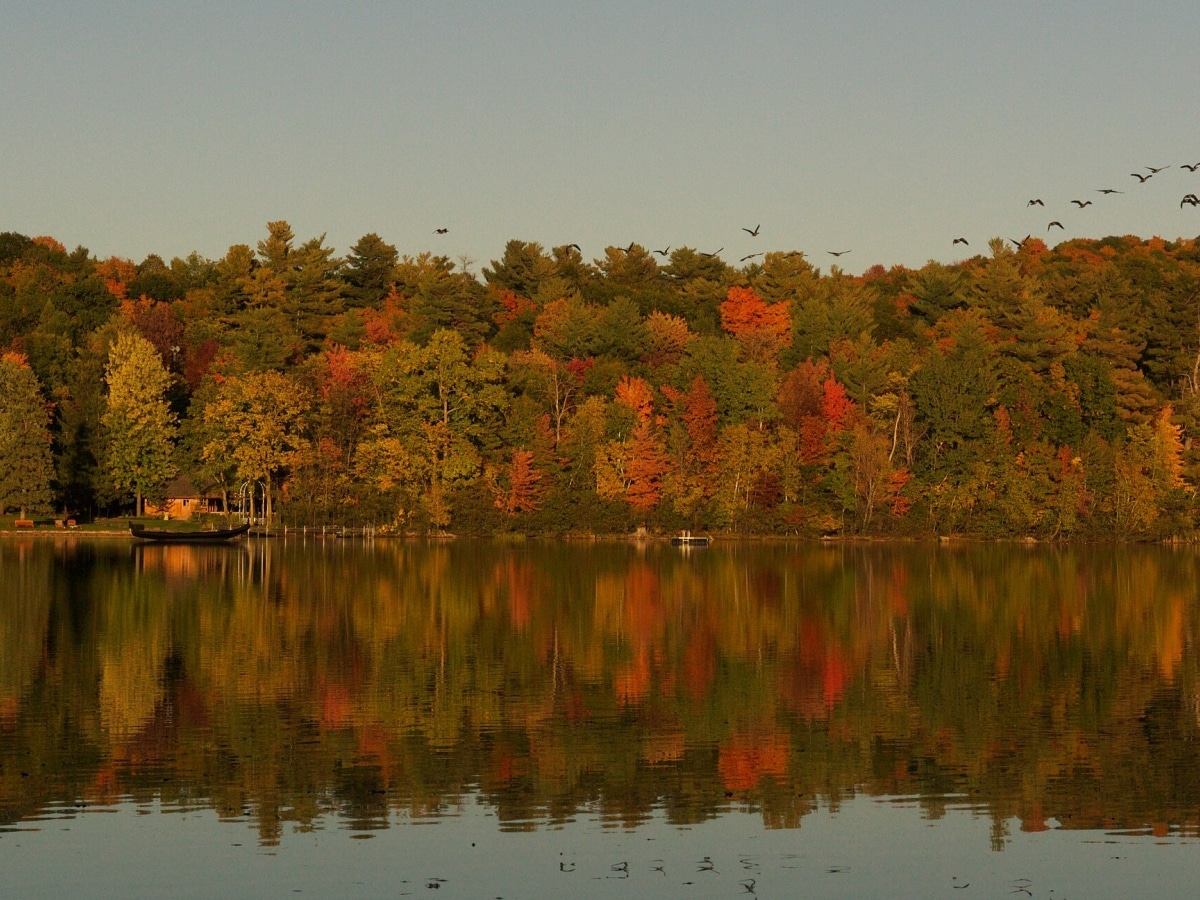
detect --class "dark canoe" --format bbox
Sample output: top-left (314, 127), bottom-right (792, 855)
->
top-left (129, 523), bottom-right (251, 543)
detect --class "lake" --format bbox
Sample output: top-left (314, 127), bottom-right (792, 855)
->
top-left (2, 537), bottom-right (1199, 898)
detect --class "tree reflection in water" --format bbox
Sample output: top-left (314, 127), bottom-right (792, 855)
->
top-left (2, 538), bottom-right (1200, 846)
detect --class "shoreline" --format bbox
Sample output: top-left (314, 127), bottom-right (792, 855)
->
top-left (0, 527), bottom-right (1195, 545)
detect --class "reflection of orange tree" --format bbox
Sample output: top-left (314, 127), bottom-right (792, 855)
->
top-left (779, 619), bottom-right (851, 721)
top-left (718, 732), bottom-right (790, 791)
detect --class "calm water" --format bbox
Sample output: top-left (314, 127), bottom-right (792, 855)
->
top-left (2, 537), bottom-right (1200, 897)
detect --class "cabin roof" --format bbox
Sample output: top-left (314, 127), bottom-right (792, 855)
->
top-left (163, 475), bottom-right (198, 499)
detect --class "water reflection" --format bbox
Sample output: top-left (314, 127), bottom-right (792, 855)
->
top-left (3, 538), bottom-right (1200, 846)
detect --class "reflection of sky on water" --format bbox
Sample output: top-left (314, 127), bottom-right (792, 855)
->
top-left (1, 795), bottom-right (1194, 900)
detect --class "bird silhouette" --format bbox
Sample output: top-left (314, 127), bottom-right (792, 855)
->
top-left (565, 243), bottom-right (581, 252)
top-left (433, 228), bottom-right (449, 234)
top-left (827, 250), bottom-right (851, 256)
top-left (653, 246), bottom-right (671, 256)
top-left (1071, 200), bottom-right (1092, 208)
top-left (1146, 165), bottom-right (1170, 173)
top-left (623, 242), bottom-right (636, 253)
top-left (1027, 199), bottom-right (1044, 206)
top-left (742, 224), bottom-right (761, 236)
top-left (740, 252), bottom-right (763, 262)
top-left (1183, 164), bottom-right (1200, 172)
top-left (1131, 173), bottom-right (1152, 183)
top-left (1010, 235), bottom-right (1031, 249)
top-left (1182, 194), bottom-right (1200, 208)
top-left (699, 248), bottom-right (724, 258)
top-left (1048, 221), bottom-right (1064, 230)
top-left (1097, 188), bottom-right (1123, 194)
top-left (952, 237), bottom-right (969, 246)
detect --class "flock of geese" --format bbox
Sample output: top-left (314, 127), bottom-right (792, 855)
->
top-left (992, 162), bottom-right (1200, 251)
top-left (426, 160), bottom-right (1199, 266)
top-left (425, 219), bottom-right (850, 266)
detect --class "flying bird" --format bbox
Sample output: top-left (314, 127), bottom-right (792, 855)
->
top-left (565, 243), bottom-right (581, 252)
top-left (1097, 188), bottom-right (1123, 194)
top-left (623, 242), bottom-right (636, 253)
top-left (1010, 235), bottom-right (1031, 249)
top-left (1146, 165), bottom-right (1170, 173)
top-left (827, 250), bottom-right (851, 257)
top-left (742, 224), bottom-right (761, 236)
top-left (1027, 199), bottom-right (1044, 206)
top-left (740, 252), bottom-right (763, 262)
top-left (1131, 173), bottom-right (1152, 183)
top-left (433, 227), bottom-right (449, 234)
top-left (652, 246), bottom-right (671, 256)
top-left (699, 248), bottom-right (724, 258)
top-left (952, 237), bottom-right (969, 246)
top-left (1071, 200), bottom-right (1092, 208)
top-left (1182, 194), bottom-right (1200, 208)
top-left (1048, 221), bottom-right (1064, 230)
top-left (1182, 163), bottom-right (1200, 172)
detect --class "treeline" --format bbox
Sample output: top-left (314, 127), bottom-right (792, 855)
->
top-left (3, 224), bottom-right (1200, 537)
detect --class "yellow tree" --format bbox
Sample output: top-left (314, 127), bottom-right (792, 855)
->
top-left (362, 330), bottom-right (507, 530)
top-left (201, 371), bottom-right (311, 523)
top-left (102, 331), bottom-right (177, 516)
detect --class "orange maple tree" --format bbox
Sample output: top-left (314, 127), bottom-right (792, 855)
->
top-left (494, 448), bottom-right (545, 515)
top-left (95, 256), bottom-right (138, 300)
top-left (624, 420), bottom-right (670, 512)
top-left (615, 374), bottom-right (655, 426)
top-left (719, 285), bottom-right (791, 359)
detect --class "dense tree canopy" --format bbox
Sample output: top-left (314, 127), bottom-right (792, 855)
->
top-left (4, 224), bottom-right (1200, 538)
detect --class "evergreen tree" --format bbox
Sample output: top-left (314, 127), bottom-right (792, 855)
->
top-left (0, 352), bottom-right (55, 518)
top-left (343, 233), bottom-right (398, 308)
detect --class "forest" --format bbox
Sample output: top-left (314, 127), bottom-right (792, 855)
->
top-left (2, 224), bottom-right (1200, 538)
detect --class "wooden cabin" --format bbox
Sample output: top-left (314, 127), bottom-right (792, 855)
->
top-left (145, 475), bottom-right (219, 520)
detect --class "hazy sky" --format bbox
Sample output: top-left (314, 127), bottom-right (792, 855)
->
top-left (3, 1), bottom-right (1199, 274)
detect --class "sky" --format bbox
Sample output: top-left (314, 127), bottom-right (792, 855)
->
top-left (3, 1), bottom-right (1199, 275)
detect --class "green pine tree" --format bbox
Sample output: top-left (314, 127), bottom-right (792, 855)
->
top-left (0, 352), bottom-right (55, 518)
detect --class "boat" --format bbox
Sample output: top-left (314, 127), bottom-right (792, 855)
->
top-left (670, 532), bottom-right (711, 547)
top-left (129, 523), bottom-right (251, 543)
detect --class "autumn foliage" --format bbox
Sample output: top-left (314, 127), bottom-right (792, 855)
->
top-left (778, 361), bottom-right (855, 464)
top-left (720, 285), bottom-right (791, 359)
top-left (493, 448), bottom-right (545, 515)
top-left (625, 420), bottom-right (670, 513)
top-left (3, 223), bottom-right (1199, 539)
